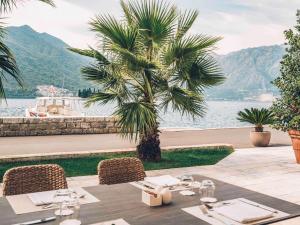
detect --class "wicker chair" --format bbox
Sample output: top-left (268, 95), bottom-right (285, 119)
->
top-left (2, 164), bottom-right (68, 196)
top-left (98, 157), bottom-right (146, 185)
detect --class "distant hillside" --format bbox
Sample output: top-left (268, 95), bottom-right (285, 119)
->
top-left (207, 45), bottom-right (285, 100)
top-left (3, 25), bottom-right (92, 97)
top-left (2, 25), bottom-right (285, 99)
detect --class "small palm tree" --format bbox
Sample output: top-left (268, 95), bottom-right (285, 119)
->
top-left (237, 108), bottom-right (274, 132)
top-left (71, 0), bottom-right (225, 161)
top-left (0, 0), bottom-right (55, 99)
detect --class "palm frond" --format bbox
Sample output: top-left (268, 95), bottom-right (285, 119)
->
top-left (120, 0), bottom-right (134, 25)
top-left (184, 55), bottom-right (225, 91)
top-left (237, 108), bottom-right (274, 126)
top-left (176, 10), bottom-right (198, 40)
top-left (160, 86), bottom-right (206, 117)
top-left (164, 34), bottom-right (222, 65)
top-left (81, 64), bottom-right (110, 84)
top-left (90, 15), bottom-right (137, 51)
top-left (111, 45), bottom-right (157, 70)
top-left (68, 47), bottom-right (110, 65)
top-left (85, 88), bottom-right (129, 107)
top-left (114, 101), bottom-right (157, 140)
top-left (128, 0), bottom-right (177, 45)
top-left (0, 23), bottom-right (21, 99)
top-left (0, 0), bottom-right (55, 13)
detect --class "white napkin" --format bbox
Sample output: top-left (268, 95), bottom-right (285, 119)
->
top-left (27, 189), bottom-right (70, 206)
top-left (145, 175), bottom-right (180, 187)
top-left (214, 200), bottom-right (274, 223)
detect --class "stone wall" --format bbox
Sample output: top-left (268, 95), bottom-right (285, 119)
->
top-left (0, 117), bottom-right (120, 137)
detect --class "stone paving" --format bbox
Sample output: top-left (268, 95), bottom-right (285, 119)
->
top-left (66, 146), bottom-right (300, 205)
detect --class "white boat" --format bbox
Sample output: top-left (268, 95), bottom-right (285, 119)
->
top-left (25, 96), bottom-right (85, 117)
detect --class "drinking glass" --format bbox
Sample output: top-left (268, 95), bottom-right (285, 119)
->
top-left (199, 180), bottom-right (217, 203)
top-left (180, 174), bottom-right (194, 183)
top-left (179, 174), bottom-right (194, 187)
top-left (54, 190), bottom-right (81, 225)
top-left (53, 189), bottom-right (72, 216)
top-left (58, 198), bottom-right (81, 225)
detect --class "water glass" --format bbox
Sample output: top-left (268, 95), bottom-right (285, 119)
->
top-left (53, 189), bottom-right (72, 216)
top-left (53, 189), bottom-right (81, 225)
top-left (199, 180), bottom-right (217, 203)
top-left (58, 198), bottom-right (81, 225)
top-left (179, 174), bottom-right (194, 183)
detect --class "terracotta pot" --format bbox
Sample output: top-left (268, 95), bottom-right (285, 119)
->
top-left (288, 130), bottom-right (300, 164)
top-left (250, 131), bottom-right (271, 147)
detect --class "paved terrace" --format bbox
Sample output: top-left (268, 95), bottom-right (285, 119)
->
top-left (67, 146), bottom-right (300, 207)
top-left (0, 127), bottom-right (290, 157)
top-left (2, 146), bottom-right (298, 203)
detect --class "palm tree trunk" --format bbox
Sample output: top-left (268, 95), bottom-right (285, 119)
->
top-left (255, 125), bottom-right (264, 132)
top-left (137, 125), bottom-right (161, 162)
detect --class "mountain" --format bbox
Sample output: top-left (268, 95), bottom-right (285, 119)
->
top-left (3, 25), bottom-right (92, 97)
top-left (2, 25), bottom-right (286, 100)
top-left (208, 45), bottom-right (285, 100)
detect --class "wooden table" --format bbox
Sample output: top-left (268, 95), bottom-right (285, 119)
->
top-left (2, 175), bottom-right (300, 225)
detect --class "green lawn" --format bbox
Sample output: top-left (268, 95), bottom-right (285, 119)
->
top-left (0, 147), bottom-right (233, 182)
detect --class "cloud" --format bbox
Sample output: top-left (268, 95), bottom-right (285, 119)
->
top-left (4, 0), bottom-right (300, 54)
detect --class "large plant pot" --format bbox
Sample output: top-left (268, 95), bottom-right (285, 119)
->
top-left (288, 130), bottom-right (300, 164)
top-left (250, 131), bottom-right (271, 147)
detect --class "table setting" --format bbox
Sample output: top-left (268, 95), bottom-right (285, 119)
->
top-left (132, 174), bottom-right (291, 225)
top-left (7, 187), bottom-right (99, 215)
top-left (3, 174), bottom-right (300, 225)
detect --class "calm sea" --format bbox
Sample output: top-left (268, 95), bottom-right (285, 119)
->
top-left (0, 99), bottom-right (271, 129)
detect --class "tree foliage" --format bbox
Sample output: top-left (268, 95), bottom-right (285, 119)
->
top-left (71, 0), bottom-right (225, 160)
top-left (271, 10), bottom-right (300, 132)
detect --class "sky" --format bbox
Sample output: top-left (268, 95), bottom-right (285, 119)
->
top-left (4, 0), bottom-right (300, 54)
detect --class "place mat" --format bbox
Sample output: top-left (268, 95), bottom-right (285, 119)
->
top-left (182, 198), bottom-right (289, 225)
top-left (6, 187), bottom-right (100, 215)
top-left (90, 218), bottom-right (130, 225)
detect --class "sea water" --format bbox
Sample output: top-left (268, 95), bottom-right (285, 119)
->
top-left (0, 99), bottom-right (271, 129)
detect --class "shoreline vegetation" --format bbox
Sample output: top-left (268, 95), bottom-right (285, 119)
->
top-left (0, 146), bottom-right (233, 182)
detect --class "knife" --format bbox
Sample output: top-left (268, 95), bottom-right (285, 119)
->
top-left (15, 216), bottom-right (56, 225)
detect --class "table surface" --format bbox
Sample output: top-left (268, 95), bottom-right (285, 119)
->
top-left (2, 175), bottom-right (300, 225)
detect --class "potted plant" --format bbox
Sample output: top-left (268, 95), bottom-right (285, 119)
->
top-left (237, 108), bottom-right (274, 147)
top-left (271, 10), bottom-right (300, 163)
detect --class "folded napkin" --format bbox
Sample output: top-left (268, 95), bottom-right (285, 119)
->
top-left (214, 200), bottom-right (274, 223)
top-left (27, 189), bottom-right (71, 206)
top-left (145, 175), bottom-right (180, 187)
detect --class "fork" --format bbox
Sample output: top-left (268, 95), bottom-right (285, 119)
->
top-left (199, 204), bottom-right (234, 225)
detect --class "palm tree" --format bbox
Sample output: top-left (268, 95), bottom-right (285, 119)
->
top-left (0, 0), bottom-right (55, 99)
top-left (237, 108), bottom-right (274, 132)
top-left (70, 0), bottom-right (225, 161)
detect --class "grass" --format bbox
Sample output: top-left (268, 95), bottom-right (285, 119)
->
top-left (0, 147), bottom-right (233, 182)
